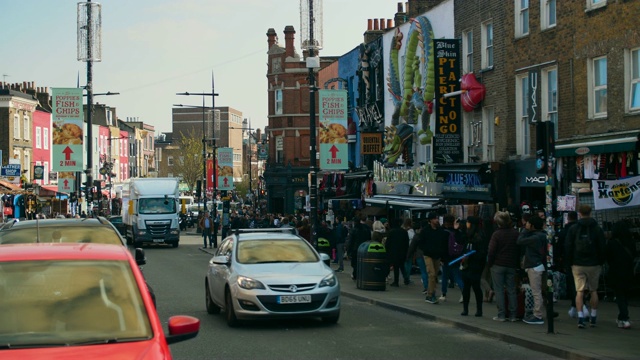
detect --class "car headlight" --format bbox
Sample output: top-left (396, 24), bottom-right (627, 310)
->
top-left (319, 273), bottom-right (337, 288)
top-left (137, 230), bottom-right (146, 235)
top-left (237, 276), bottom-right (266, 290)
top-left (170, 229), bottom-right (179, 234)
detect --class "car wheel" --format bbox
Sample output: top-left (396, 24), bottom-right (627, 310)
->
top-left (225, 289), bottom-right (239, 327)
top-left (134, 241), bottom-right (143, 248)
top-left (322, 312), bottom-right (340, 324)
top-left (172, 242), bottom-right (179, 248)
top-left (205, 281), bottom-right (221, 314)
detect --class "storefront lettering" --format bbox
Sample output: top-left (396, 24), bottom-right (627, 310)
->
top-left (355, 103), bottom-right (383, 127)
top-left (596, 179), bottom-right (640, 198)
top-left (445, 173), bottom-right (481, 186)
top-left (525, 176), bottom-right (547, 184)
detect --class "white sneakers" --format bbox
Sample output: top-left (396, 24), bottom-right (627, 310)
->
top-left (438, 295), bottom-right (447, 302)
top-left (617, 320), bottom-right (632, 329)
top-left (568, 307), bottom-right (577, 318)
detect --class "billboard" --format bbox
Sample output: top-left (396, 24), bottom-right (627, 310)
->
top-left (52, 88), bottom-right (84, 171)
top-left (319, 89), bottom-right (348, 170)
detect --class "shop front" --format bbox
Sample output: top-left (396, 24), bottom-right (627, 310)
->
top-left (263, 165), bottom-right (310, 216)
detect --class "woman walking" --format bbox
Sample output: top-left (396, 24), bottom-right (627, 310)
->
top-left (459, 216), bottom-right (488, 317)
top-left (606, 220), bottom-right (635, 329)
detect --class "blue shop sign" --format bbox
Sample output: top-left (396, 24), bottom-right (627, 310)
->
top-left (1, 164), bottom-right (21, 177)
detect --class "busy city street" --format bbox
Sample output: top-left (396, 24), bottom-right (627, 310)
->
top-left (143, 233), bottom-right (563, 360)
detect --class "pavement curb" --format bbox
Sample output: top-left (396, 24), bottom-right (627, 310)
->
top-left (340, 289), bottom-right (610, 360)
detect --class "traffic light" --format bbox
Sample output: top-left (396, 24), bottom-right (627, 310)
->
top-left (94, 181), bottom-right (102, 201)
top-left (195, 180), bottom-right (202, 198)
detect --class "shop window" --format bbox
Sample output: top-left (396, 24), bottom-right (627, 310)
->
top-left (588, 56), bottom-right (608, 119)
top-left (515, 74), bottom-right (531, 156)
top-left (541, 0), bottom-right (556, 30)
top-left (515, 0), bottom-right (529, 38)
top-left (627, 48), bottom-right (640, 112)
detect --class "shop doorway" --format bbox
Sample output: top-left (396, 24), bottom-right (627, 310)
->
top-left (519, 186), bottom-right (546, 210)
top-left (271, 197), bottom-right (284, 215)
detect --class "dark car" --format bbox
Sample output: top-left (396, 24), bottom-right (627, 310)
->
top-left (108, 215), bottom-right (127, 237)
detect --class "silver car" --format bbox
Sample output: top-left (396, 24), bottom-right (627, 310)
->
top-left (205, 229), bottom-right (340, 327)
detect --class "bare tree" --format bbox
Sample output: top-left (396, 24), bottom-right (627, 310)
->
top-left (172, 130), bottom-right (203, 192)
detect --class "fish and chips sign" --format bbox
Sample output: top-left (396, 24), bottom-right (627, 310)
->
top-left (593, 175), bottom-right (640, 210)
top-left (217, 147), bottom-right (234, 191)
top-left (52, 88), bottom-right (84, 173)
top-left (319, 90), bottom-right (348, 170)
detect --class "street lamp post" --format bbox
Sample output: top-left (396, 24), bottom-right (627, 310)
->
top-left (176, 75), bottom-right (219, 205)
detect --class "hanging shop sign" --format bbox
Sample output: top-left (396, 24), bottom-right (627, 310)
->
top-left (319, 89), bottom-right (348, 170)
top-left (360, 132), bottom-right (382, 155)
top-left (217, 147), bottom-right (233, 191)
top-left (33, 165), bottom-right (44, 180)
top-left (52, 88), bottom-right (84, 172)
top-left (592, 175), bottom-right (640, 210)
top-left (434, 39), bottom-right (463, 164)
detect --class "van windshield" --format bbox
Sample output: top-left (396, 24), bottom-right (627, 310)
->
top-left (139, 198), bottom-right (176, 214)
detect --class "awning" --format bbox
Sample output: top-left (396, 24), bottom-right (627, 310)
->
top-left (434, 162), bottom-right (490, 174)
top-left (365, 195), bottom-right (443, 211)
top-left (360, 205), bottom-right (387, 216)
top-left (555, 130), bottom-right (640, 157)
top-left (0, 180), bottom-right (21, 191)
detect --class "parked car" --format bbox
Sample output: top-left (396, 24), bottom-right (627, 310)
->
top-left (204, 228), bottom-right (340, 327)
top-left (0, 217), bottom-right (156, 307)
top-left (107, 215), bottom-right (126, 237)
top-left (0, 243), bottom-right (199, 359)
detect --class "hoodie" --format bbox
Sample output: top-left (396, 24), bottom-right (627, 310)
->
top-left (517, 229), bottom-right (547, 269)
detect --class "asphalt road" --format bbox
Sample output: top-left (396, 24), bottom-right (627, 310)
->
top-left (141, 234), bottom-right (560, 360)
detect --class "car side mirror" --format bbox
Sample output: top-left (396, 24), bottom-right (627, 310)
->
top-left (135, 248), bottom-right (146, 266)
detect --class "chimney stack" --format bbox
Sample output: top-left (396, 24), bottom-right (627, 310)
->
top-left (283, 25), bottom-right (296, 58)
top-left (266, 28), bottom-right (277, 50)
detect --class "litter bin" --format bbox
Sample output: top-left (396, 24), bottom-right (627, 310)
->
top-left (356, 241), bottom-right (389, 291)
top-left (317, 237), bottom-right (331, 266)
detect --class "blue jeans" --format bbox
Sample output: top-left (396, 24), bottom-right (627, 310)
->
top-left (441, 261), bottom-right (464, 296)
top-left (415, 255), bottom-right (429, 290)
top-left (491, 265), bottom-right (517, 319)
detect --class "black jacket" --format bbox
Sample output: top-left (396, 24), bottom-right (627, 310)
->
top-left (347, 222), bottom-right (371, 257)
top-left (517, 229), bottom-right (547, 269)
top-left (565, 217), bottom-right (606, 266)
top-left (409, 225), bottom-right (447, 259)
top-left (385, 226), bottom-right (409, 264)
top-left (461, 232), bottom-right (488, 274)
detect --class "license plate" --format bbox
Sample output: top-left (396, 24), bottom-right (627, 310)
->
top-left (277, 295), bottom-right (311, 304)
top-left (153, 239), bottom-right (164, 243)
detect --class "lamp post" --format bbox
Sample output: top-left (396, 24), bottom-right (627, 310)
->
top-left (301, 0), bottom-right (323, 247)
top-left (176, 75), bottom-right (219, 205)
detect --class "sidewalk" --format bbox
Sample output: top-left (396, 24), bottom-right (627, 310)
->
top-left (332, 264), bottom-right (636, 360)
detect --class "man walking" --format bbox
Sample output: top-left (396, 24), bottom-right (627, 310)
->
top-left (408, 212), bottom-right (446, 304)
top-left (517, 216), bottom-right (547, 325)
top-left (565, 204), bottom-right (606, 328)
top-left (488, 211), bottom-right (521, 322)
top-left (347, 216), bottom-right (371, 280)
top-left (385, 218), bottom-right (410, 286)
top-left (199, 211), bottom-right (214, 249)
top-left (333, 218), bottom-right (346, 272)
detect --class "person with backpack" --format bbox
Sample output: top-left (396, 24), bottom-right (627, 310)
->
top-left (517, 216), bottom-right (547, 325)
top-left (459, 216), bottom-right (488, 317)
top-left (407, 212), bottom-right (446, 304)
top-left (565, 204), bottom-right (607, 328)
top-left (440, 214), bottom-right (465, 303)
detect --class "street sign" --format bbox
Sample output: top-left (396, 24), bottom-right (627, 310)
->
top-left (52, 88), bottom-right (84, 172)
top-left (58, 178), bottom-right (75, 193)
top-left (319, 89), bottom-right (348, 170)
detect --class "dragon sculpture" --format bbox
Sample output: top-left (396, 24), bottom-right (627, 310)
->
top-left (384, 15), bottom-right (435, 167)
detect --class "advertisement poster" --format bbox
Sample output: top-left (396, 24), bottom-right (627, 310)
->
top-left (592, 176), bottom-right (640, 210)
top-left (217, 147), bottom-right (233, 191)
top-left (52, 88), bottom-right (84, 172)
top-left (433, 39), bottom-right (462, 164)
top-left (319, 89), bottom-right (348, 170)
top-left (206, 158), bottom-right (216, 193)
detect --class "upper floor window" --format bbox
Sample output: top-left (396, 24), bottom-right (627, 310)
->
top-left (36, 127), bottom-right (42, 149)
top-left (541, 0), bottom-right (557, 30)
top-left (586, 0), bottom-right (606, 11)
top-left (13, 114), bottom-right (20, 140)
top-left (588, 56), bottom-right (607, 118)
top-left (516, 74), bottom-right (531, 156)
top-left (515, 0), bottom-right (529, 38)
top-left (43, 128), bottom-right (49, 150)
top-left (462, 30), bottom-right (473, 74)
top-left (627, 48), bottom-right (640, 112)
top-left (275, 89), bottom-right (283, 115)
top-left (481, 21), bottom-right (494, 69)
top-left (167, 156), bottom-right (174, 167)
top-left (483, 107), bottom-right (495, 162)
top-left (542, 66), bottom-right (558, 138)
top-left (23, 116), bottom-right (30, 141)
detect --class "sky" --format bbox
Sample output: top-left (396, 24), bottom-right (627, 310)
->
top-left (1, 0), bottom-right (398, 134)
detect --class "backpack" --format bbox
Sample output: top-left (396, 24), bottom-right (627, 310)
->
top-left (575, 224), bottom-right (594, 255)
top-left (447, 230), bottom-right (464, 257)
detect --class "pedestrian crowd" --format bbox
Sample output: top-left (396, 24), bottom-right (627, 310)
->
top-left (203, 203), bottom-right (635, 330)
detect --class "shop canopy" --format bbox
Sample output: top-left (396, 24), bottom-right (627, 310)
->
top-left (365, 195), bottom-right (443, 210)
top-left (0, 180), bottom-right (21, 191)
top-left (555, 130), bottom-right (640, 157)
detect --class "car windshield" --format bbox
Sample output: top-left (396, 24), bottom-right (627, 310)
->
top-left (0, 227), bottom-right (123, 245)
top-left (139, 198), bottom-right (176, 214)
top-left (237, 239), bottom-right (319, 264)
top-left (109, 217), bottom-right (122, 224)
top-left (0, 260), bottom-right (152, 347)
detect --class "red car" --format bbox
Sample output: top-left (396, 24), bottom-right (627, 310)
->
top-left (0, 243), bottom-right (199, 359)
